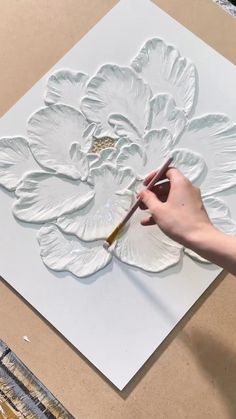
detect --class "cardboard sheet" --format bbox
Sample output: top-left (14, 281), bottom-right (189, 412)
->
top-left (0, 0), bottom-right (236, 391)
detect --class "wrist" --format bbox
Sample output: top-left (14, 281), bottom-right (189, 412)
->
top-left (184, 222), bottom-right (219, 251)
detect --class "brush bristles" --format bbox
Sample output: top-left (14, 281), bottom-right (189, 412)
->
top-left (103, 223), bottom-right (123, 249)
top-left (103, 241), bottom-right (110, 250)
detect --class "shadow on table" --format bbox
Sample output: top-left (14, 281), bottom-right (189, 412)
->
top-left (121, 269), bottom-right (228, 398)
top-left (185, 328), bottom-right (236, 418)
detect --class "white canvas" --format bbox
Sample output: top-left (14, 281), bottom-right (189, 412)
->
top-left (0, 0), bottom-right (236, 390)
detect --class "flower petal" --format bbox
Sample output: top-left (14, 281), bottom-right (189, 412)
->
top-left (87, 153), bottom-right (99, 167)
top-left (0, 137), bottom-right (40, 191)
top-left (184, 249), bottom-right (209, 263)
top-left (108, 114), bottom-right (141, 142)
top-left (38, 224), bottom-right (112, 278)
top-left (114, 209), bottom-right (182, 272)
top-left (27, 104), bottom-right (95, 179)
top-left (116, 143), bottom-right (146, 177)
top-left (185, 196), bottom-right (236, 262)
top-left (138, 129), bottom-right (174, 178)
top-left (131, 38), bottom-right (197, 115)
top-left (13, 172), bottom-right (94, 223)
top-left (89, 163), bottom-right (135, 190)
top-left (57, 192), bottom-right (133, 241)
top-left (70, 143), bottom-right (89, 181)
top-left (44, 69), bottom-right (89, 108)
top-left (204, 196), bottom-right (236, 235)
top-left (89, 147), bottom-right (116, 169)
top-left (81, 64), bottom-right (151, 137)
top-left (147, 94), bottom-right (186, 141)
top-left (115, 129), bottom-right (174, 179)
top-left (171, 148), bottom-right (207, 184)
top-left (57, 164), bottom-right (135, 240)
top-left (178, 114), bottom-right (236, 195)
top-left (111, 137), bottom-right (132, 161)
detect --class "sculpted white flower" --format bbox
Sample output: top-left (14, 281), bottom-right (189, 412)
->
top-left (0, 37), bottom-right (236, 277)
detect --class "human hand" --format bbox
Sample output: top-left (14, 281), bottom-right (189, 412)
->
top-left (139, 168), bottom-right (213, 247)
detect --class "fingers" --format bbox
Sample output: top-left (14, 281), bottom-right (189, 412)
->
top-left (143, 171), bottom-right (157, 186)
top-left (165, 167), bottom-right (187, 184)
top-left (144, 168), bottom-right (185, 189)
top-left (140, 215), bottom-right (156, 226)
top-left (152, 182), bottom-right (170, 201)
top-left (139, 189), bottom-right (161, 213)
top-left (139, 182), bottom-right (170, 209)
top-left (143, 170), bottom-right (167, 186)
top-left (139, 200), bottom-right (148, 210)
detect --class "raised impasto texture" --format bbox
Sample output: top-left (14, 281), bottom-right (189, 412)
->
top-left (114, 209), bottom-right (183, 272)
top-left (38, 224), bottom-right (112, 277)
top-left (1, 38), bottom-right (236, 277)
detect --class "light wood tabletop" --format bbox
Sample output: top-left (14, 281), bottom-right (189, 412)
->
top-left (0, 1), bottom-right (236, 417)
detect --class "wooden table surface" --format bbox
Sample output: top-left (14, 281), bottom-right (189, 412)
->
top-left (0, 1), bottom-right (236, 417)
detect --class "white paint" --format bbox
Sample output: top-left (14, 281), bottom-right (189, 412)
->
top-left (179, 114), bottom-right (236, 196)
top-left (131, 38), bottom-right (197, 116)
top-left (81, 64), bottom-right (151, 138)
top-left (44, 69), bottom-right (89, 108)
top-left (114, 209), bottom-right (183, 271)
top-left (171, 148), bottom-right (207, 184)
top-left (38, 224), bottom-right (112, 277)
top-left (0, 0), bottom-right (236, 390)
top-left (27, 104), bottom-right (95, 179)
top-left (57, 164), bottom-right (135, 241)
top-left (13, 172), bottom-right (94, 222)
top-left (147, 94), bottom-right (186, 141)
top-left (0, 137), bottom-right (40, 191)
top-left (116, 129), bottom-right (173, 178)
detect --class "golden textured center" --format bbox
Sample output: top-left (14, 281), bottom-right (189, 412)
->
top-left (91, 137), bottom-right (116, 154)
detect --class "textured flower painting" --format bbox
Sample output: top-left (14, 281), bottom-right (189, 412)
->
top-left (1, 38), bottom-right (236, 277)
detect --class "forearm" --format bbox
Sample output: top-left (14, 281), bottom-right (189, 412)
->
top-left (187, 225), bottom-right (236, 275)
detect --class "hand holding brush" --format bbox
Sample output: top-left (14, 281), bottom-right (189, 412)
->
top-left (103, 157), bottom-right (173, 249)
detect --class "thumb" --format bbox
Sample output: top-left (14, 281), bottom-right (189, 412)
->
top-left (139, 189), bottom-right (162, 213)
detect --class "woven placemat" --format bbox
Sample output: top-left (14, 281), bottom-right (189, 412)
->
top-left (0, 340), bottom-right (74, 418)
top-left (214, 0), bottom-right (236, 16)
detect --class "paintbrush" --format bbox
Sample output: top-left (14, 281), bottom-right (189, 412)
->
top-left (103, 157), bottom-right (173, 249)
